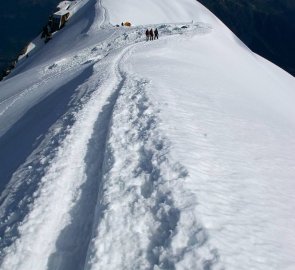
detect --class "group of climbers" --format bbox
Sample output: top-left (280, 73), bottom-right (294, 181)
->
top-left (117, 23), bottom-right (159, 41)
top-left (145, 28), bottom-right (159, 41)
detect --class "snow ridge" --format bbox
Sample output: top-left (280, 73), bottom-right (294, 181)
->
top-left (0, 18), bottom-right (212, 269)
top-left (1, 0), bottom-right (295, 269)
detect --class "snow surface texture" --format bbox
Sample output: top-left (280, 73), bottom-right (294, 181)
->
top-left (0, 0), bottom-right (295, 269)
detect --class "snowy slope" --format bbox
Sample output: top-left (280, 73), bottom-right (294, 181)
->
top-left (103, 0), bottom-right (215, 25)
top-left (123, 33), bottom-right (295, 270)
top-left (0, 0), bottom-right (295, 269)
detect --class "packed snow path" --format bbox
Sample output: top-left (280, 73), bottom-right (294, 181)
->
top-left (1, 0), bottom-right (295, 269)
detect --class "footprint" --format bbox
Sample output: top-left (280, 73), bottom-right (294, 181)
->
top-left (48, 63), bottom-right (57, 70)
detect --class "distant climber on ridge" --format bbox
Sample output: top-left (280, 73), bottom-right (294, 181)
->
top-left (149, 29), bottom-right (154, 40)
top-left (154, 28), bottom-right (159, 39)
top-left (145, 29), bottom-right (150, 41)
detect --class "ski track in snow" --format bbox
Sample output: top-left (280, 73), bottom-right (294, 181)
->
top-left (0, 6), bottom-right (216, 269)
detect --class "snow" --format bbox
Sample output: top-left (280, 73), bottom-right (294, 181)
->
top-left (103, 0), bottom-right (217, 26)
top-left (123, 32), bottom-right (295, 270)
top-left (0, 0), bottom-right (295, 269)
top-left (54, 10), bottom-right (70, 17)
top-left (57, 1), bottom-right (72, 10)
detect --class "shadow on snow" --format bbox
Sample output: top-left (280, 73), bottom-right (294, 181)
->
top-left (0, 66), bottom-right (93, 252)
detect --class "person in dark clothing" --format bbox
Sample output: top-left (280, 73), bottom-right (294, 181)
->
top-left (149, 29), bottom-right (154, 40)
top-left (145, 29), bottom-right (150, 41)
top-left (154, 28), bottom-right (159, 39)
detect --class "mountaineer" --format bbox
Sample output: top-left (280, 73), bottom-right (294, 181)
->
top-left (154, 28), bottom-right (159, 39)
top-left (145, 29), bottom-right (150, 41)
top-left (149, 29), bottom-right (154, 40)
